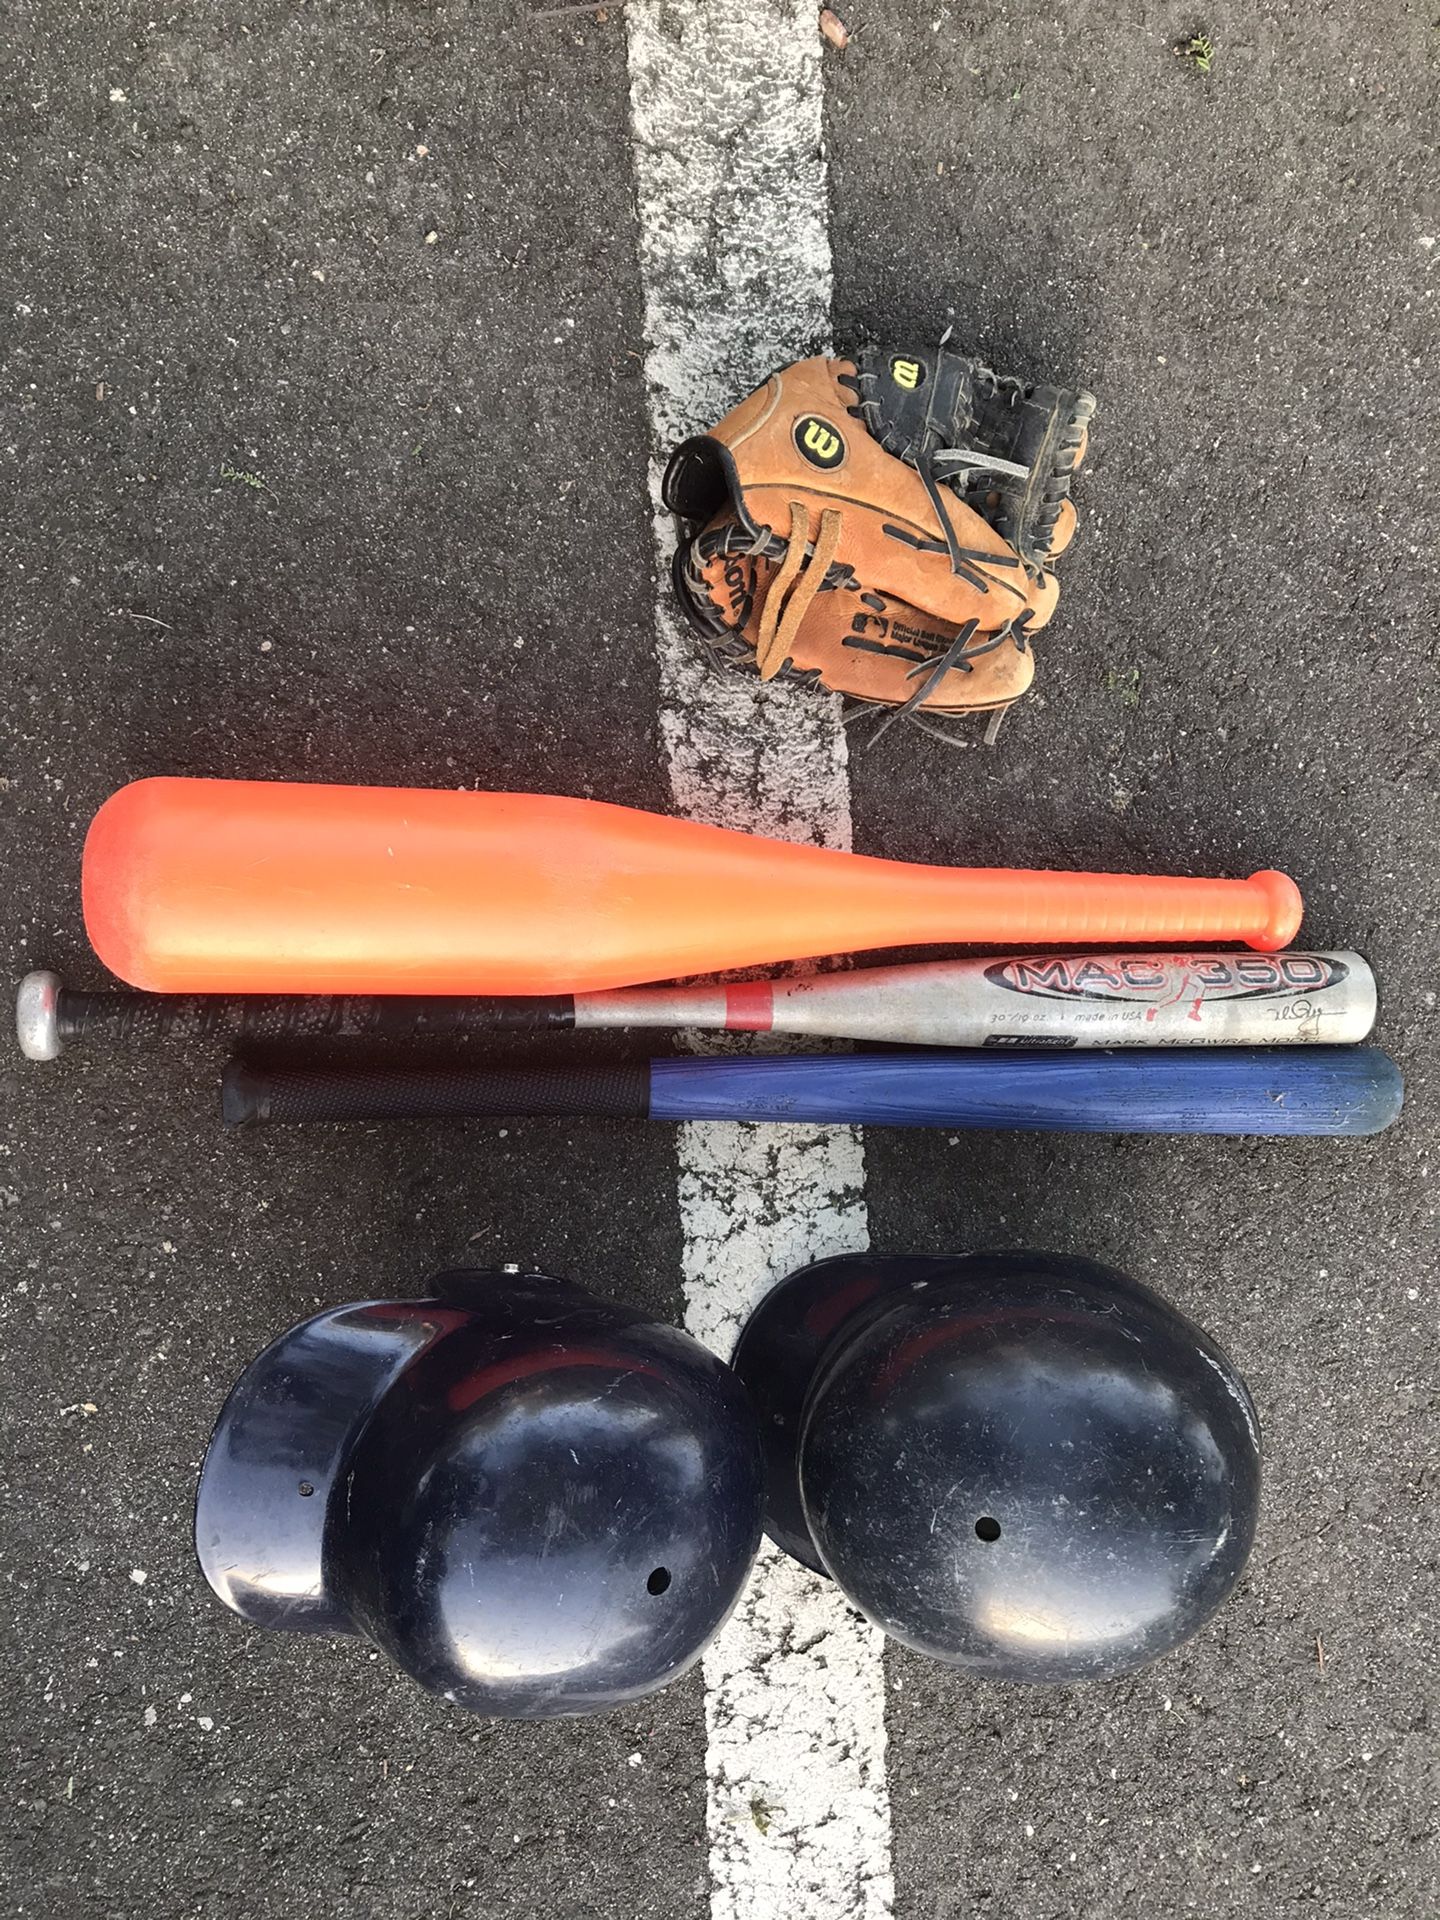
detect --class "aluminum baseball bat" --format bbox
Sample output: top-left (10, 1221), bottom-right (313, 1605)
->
top-left (221, 1048), bottom-right (1403, 1137)
top-left (17, 952), bottom-right (1376, 1061)
top-left (82, 778), bottom-right (1303, 995)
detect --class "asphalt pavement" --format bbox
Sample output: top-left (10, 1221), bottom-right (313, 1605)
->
top-left (2, 4), bottom-right (1436, 1917)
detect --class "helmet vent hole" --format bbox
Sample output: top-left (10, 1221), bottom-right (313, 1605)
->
top-left (297, 1481), bottom-right (315, 1498)
top-left (647, 1566), bottom-right (672, 1596)
top-left (974, 1516), bottom-right (1001, 1543)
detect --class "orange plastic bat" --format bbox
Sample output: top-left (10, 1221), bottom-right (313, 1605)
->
top-left (83, 778), bottom-right (1303, 995)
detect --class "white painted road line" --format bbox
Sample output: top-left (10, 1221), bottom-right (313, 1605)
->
top-left (625, 5), bottom-right (895, 1917)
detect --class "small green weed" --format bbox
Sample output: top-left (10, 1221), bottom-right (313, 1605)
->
top-left (220, 463), bottom-right (269, 492)
top-left (1104, 666), bottom-right (1142, 709)
top-left (1182, 32), bottom-right (1215, 74)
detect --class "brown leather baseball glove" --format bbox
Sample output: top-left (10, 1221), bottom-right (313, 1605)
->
top-left (663, 344), bottom-right (1093, 744)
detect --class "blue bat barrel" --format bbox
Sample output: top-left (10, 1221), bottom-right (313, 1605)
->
top-left (646, 1047), bottom-right (1402, 1136)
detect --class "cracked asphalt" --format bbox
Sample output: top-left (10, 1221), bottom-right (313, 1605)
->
top-left (2, 3), bottom-right (1437, 1917)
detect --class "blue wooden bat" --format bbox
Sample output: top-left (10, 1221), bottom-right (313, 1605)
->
top-left (222, 1048), bottom-right (1402, 1137)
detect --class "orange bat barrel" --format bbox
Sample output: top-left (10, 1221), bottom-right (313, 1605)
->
top-left (82, 778), bottom-right (1303, 995)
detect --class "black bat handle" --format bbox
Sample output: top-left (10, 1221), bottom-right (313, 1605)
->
top-left (61, 991), bottom-right (393, 1045)
top-left (17, 972), bottom-right (574, 1058)
top-left (222, 1060), bottom-right (650, 1127)
top-left (63, 991), bottom-right (573, 1043)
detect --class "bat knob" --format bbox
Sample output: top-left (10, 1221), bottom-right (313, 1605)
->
top-left (1247, 869), bottom-right (1304, 952)
top-left (16, 971), bottom-right (62, 1062)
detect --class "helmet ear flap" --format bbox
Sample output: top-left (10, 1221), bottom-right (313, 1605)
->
top-left (194, 1299), bottom-right (461, 1637)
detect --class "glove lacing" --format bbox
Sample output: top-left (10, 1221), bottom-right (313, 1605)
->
top-left (915, 447), bottom-right (1033, 596)
top-left (748, 470), bottom-right (1029, 685)
top-left (681, 500), bottom-right (1029, 737)
top-left (847, 609), bottom-right (1036, 749)
top-left (751, 503), bottom-right (844, 681)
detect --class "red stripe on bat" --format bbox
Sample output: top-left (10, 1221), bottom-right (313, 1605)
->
top-left (724, 983), bottom-right (774, 1031)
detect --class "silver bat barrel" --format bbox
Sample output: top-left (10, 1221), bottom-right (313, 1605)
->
top-left (573, 951), bottom-right (1376, 1049)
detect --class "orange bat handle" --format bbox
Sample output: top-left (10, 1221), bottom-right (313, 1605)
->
top-left (82, 778), bottom-right (1303, 995)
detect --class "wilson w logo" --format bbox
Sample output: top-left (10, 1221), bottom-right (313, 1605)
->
top-left (793, 414), bottom-right (846, 468)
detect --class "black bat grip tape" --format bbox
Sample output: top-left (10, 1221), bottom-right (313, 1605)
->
top-left (63, 992), bottom-right (573, 1045)
top-left (222, 1060), bottom-right (650, 1127)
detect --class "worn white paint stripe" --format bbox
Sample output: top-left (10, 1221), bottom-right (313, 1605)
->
top-left (625, 5), bottom-right (894, 1916)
